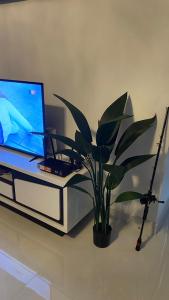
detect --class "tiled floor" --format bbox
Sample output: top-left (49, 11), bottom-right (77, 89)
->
top-left (0, 205), bottom-right (168, 300)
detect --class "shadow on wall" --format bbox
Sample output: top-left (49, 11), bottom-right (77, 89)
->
top-left (45, 105), bottom-right (65, 153)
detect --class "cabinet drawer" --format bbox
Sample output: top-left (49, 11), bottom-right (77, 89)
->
top-left (0, 180), bottom-right (13, 199)
top-left (14, 179), bottom-right (61, 220)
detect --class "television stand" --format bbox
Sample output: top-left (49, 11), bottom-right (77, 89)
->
top-left (0, 147), bottom-right (92, 234)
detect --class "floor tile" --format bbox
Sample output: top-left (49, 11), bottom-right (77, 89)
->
top-left (0, 205), bottom-right (169, 299)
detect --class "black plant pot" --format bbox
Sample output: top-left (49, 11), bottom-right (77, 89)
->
top-left (93, 223), bottom-right (112, 248)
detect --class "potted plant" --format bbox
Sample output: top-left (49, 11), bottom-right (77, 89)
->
top-left (51, 93), bottom-right (156, 247)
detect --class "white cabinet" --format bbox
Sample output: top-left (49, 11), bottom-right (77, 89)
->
top-left (0, 148), bottom-right (92, 234)
top-left (15, 179), bottom-right (61, 220)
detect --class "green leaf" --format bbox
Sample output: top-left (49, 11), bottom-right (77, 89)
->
top-left (115, 115), bottom-right (156, 159)
top-left (70, 185), bottom-right (93, 199)
top-left (65, 174), bottom-right (91, 187)
top-left (106, 124), bottom-right (120, 147)
top-left (105, 165), bottom-right (126, 190)
top-left (75, 131), bottom-right (92, 156)
top-left (115, 191), bottom-right (143, 203)
top-left (92, 145), bottom-right (111, 163)
top-left (53, 94), bottom-right (92, 143)
top-left (121, 154), bottom-right (155, 172)
top-left (100, 92), bottom-right (128, 125)
top-left (55, 149), bottom-right (83, 162)
top-left (96, 114), bottom-right (132, 146)
top-left (98, 93), bottom-right (128, 148)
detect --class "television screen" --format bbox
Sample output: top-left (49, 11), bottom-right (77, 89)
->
top-left (0, 79), bottom-right (45, 157)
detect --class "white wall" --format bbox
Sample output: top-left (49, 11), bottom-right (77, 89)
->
top-left (0, 0), bottom-right (169, 223)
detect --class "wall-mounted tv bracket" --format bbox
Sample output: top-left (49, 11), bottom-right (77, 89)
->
top-left (136, 107), bottom-right (169, 251)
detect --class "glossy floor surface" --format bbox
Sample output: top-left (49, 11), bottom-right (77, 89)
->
top-left (0, 206), bottom-right (168, 300)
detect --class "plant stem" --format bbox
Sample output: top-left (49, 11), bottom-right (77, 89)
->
top-left (82, 159), bottom-right (99, 226)
top-left (113, 156), bottom-right (118, 165)
top-left (106, 187), bottom-right (111, 227)
top-left (98, 151), bottom-right (105, 232)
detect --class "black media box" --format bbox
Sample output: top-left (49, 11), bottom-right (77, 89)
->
top-left (38, 158), bottom-right (81, 177)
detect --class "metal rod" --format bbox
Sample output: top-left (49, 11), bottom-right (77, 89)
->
top-left (135, 107), bottom-right (169, 251)
top-left (136, 204), bottom-right (149, 251)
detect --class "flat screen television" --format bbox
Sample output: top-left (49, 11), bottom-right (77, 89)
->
top-left (0, 79), bottom-right (46, 157)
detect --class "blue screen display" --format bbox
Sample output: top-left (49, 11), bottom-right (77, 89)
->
top-left (0, 80), bottom-right (45, 157)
